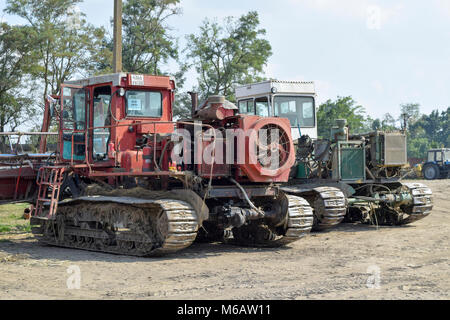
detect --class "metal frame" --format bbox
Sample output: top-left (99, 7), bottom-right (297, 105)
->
top-left (334, 141), bottom-right (366, 182)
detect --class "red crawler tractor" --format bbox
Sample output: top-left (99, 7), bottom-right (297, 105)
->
top-left (0, 73), bottom-right (313, 256)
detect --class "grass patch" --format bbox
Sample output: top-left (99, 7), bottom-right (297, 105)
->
top-left (0, 203), bottom-right (31, 234)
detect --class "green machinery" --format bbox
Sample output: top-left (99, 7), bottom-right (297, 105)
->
top-left (289, 119), bottom-right (434, 227)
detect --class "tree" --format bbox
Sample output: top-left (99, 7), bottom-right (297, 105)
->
top-left (399, 103), bottom-right (420, 130)
top-left (317, 96), bottom-right (367, 139)
top-left (441, 107), bottom-right (449, 146)
top-left (0, 23), bottom-right (38, 152)
top-left (5, 0), bottom-right (106, 104)
top-left (371, 118), bottom-right (382, 131)
top-left (94, 0), bottom-right (182, 75)
top-left (407, 107), bottom-right (449, 158)
top-left (123, 0), bottom-right (181, 74)
top-left (381, 113), bottom-right (398, 130)
top-left (172, 63), bottom-right (195, 119)
top-left (186, 11), bottom-right (272, 103)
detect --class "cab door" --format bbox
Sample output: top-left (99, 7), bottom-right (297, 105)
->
top-left (59, 84), bottom-right (88, 163)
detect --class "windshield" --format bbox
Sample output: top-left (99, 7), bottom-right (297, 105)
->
top-left (126, 90), bottom-right (162, 117)
top-left (274, 96), bottom-right (315, 127)
top-left (445, 150), bottom-right (450, 161)
top-left (238, 97), bottom-right (270, 116)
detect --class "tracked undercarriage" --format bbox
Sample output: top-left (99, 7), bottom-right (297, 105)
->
top-left (30, 186), bottom-right (314, 256)
top-left (281, 186), bottom-right (347, 230)
top-left (31, 197), bottom-right (199, 257)
top-left (230, 195), bottom-right (314, 247)
top-left (346, 182), bottom-right (433, 226)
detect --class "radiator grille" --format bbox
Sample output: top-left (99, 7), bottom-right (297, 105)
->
top-left (384, 134), bottom-right (407, 165)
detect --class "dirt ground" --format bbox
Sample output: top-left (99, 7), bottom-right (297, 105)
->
top-left (0, 179), bottom-right (448, 300)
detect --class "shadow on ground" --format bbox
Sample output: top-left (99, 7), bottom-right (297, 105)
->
top-left (0, 234), bottom-right (294, 264)
top-left (0, 221), bottom-right (413, 264)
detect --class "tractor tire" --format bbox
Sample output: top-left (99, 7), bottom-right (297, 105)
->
top-left (423, 164), bottom-right (440, 180)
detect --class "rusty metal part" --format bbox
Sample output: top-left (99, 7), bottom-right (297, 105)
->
top-left (188, 92), bottom-right (199, 117)
top-left (80, 186), bottom-right (209, 224)
top-left (398, 183), bottom-right (433, 225)
top-left (230, 194), bottom-right (313, 247)
top-left (311, 187), bottom-right (347, 230)
top-left (345, 182), bottom-right (433, 226)
top-left (281, 186), bottom-right (347, 230)
top-left (203, 186), bottom-right (278, 199)
top-left (31, 197), bottom-right (199, 257)
top-left (195, 104), bottom-right (227, 121)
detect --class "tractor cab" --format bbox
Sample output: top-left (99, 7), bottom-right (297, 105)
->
top-left (423, 148), bottom-right (450, 180)
top-left (235, 80), bottom-right (318, 140)
top-left (427, 149), bottom-right (450, 164)
top-left (46, 73), bottom-right (175, 167)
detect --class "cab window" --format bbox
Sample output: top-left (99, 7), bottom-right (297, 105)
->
top-left (92, 86), bottom-right (111, 160)
top-left (62, 88), bottom-right (86, 131)
top-left (428, 152), bottom-right (435, 162)
top-left (274, 96), bottom-right (315, 127)
top-left (444, 150), bottom-right (450, 161)
top-left (238, 97), bottom-right (270, 116)
top-left (255, 97), bottom-right (270, 117)
top-left (126, 91), bottom-right (162, 117)
top-left (238, 99), bottom-right (254, 115)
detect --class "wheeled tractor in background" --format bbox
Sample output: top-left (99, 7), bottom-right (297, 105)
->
top-left (422, 148), bottom-right (449, 180)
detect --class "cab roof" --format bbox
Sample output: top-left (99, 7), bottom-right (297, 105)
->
top-left (235, 80), bottom-right (316, 100)
top-left (64, 73), bottom-right (176, 89)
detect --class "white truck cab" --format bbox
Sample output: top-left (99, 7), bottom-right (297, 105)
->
top-left (235, 80), bottom-right (318, 140)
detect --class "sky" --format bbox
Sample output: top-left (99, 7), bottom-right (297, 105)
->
top-left (1, 0), bottom-right (449, 121)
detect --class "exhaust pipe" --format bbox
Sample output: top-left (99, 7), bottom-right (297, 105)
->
top-left (188, 92), bottom-right (198, 117)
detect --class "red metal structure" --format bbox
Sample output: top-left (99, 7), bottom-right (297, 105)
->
top-left (0, 73), bottom-right (314, 256)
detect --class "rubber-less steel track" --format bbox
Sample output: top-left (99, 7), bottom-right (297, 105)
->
top-left (310, 187), bottom-right (347, 230)
top-left (399, 183), bottom-right (433, 225)
top-left (231, 195), bottom-right (314, 247)
top-left (281, 186), bottom-right (347, 230)
top-left (32, 199), bottom-right (199, 257)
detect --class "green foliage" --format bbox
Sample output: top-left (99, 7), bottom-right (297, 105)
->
top-left (94, 0), bottom-right (181, 75)
top-left (407, 107), bottom-right (449, 158)
top-left (318, 98), bottom-right (448, 159)
top-left (123, 0), bottom-right (181, 74)
top-left (186, 11), bottom-right (272, 103)
top-left (5, 0), bottom-right (106, 101)
top-left (368, 105), bottom-right (448, 159)
top-left (317, 96), bottom-right (368, 139)
top-left (370, 113), bottom-right (398, 132)
top-left (399, 103), bottom-right (420, 130)
top-left (172, 62), bottom-right (194, 119)
top-left (0, 23), bottom-right (38, 151)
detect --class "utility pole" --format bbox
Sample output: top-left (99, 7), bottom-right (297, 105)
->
top-left (113, 0), bottom-right (123, 73)
top-left (401, 113), bottom-right (408, 132)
